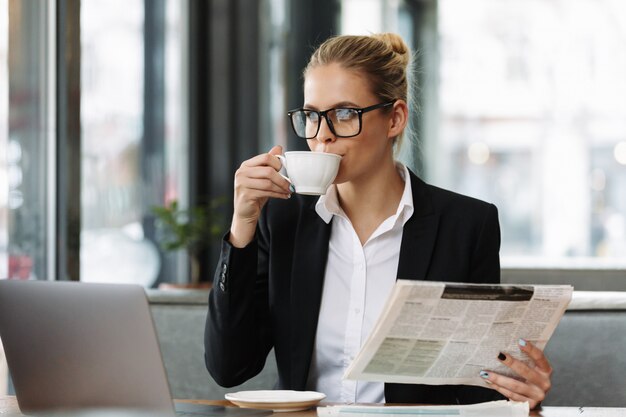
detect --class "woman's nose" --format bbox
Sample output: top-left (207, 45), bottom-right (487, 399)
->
top-left (315, 116), bottom-right (336, 144)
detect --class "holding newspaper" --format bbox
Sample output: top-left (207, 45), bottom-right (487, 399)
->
top-left (345, 281), bottom-right (573, 387)
top-left (206, 31), bottom-right (557, 410)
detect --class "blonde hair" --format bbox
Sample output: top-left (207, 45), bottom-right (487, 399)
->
top-left (305, 33), bottom-right (412, 148)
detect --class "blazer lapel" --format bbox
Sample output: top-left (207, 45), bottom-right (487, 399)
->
top-left (396, 172), bottom-right (440, 281)
top-left (289, 197), bottom-right (332, 389)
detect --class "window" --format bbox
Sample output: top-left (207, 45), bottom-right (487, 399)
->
top-left (80, 0), bottom-right (188, 286)
top-left (1, 1), bottom-right (54, 281)
top-left (436, 0), bottom-right (626, 268)
top-left (79, 0), bottom-right (156, 285)
top-left (0, 0), bottom-right (8, 279)
top-left (0, 0), bottom-right (9, 393)
top-left (340, 0), bottom-right (626, 276)
top-left (0, 0), bottom-right (189, 286)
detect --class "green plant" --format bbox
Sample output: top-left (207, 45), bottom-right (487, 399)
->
top-left (152, 197), bottom-right (227, 284)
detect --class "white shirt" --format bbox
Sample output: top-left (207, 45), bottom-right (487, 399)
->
top-left (305, 164), bottom-right (415, 403)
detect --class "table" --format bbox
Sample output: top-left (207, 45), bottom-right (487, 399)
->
top-left (2, 397), bottom-right (626, 416)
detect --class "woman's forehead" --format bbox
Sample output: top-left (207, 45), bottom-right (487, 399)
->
top-left (303, 63), bottom-right (375, 107)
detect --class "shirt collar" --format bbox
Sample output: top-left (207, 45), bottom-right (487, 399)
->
top-left (315, 163), bottom-right (414, 225)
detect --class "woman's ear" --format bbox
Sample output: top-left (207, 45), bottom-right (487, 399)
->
top-left (387, 100), bottom-right (409, 139)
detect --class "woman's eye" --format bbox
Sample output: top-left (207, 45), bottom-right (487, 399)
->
top-left (305, 112), bottom-right (319, 122)
top-left (335, 109), bottom-right (356, 121)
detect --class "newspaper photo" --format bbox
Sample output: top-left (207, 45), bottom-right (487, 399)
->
top-left (344, 280), bottom-right (573, 387)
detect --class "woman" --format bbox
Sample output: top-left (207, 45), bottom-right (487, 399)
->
top-left (205, 33), bottom-right (552, 408)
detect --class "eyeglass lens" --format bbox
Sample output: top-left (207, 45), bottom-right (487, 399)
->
top-left (291, 108), bottom-right (360, 139)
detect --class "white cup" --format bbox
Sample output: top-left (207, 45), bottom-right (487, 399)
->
top-left (277, 151), bottom-right (342, 195)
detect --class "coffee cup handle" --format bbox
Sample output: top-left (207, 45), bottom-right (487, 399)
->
top-left (276, 154), bottom-right (290, 181)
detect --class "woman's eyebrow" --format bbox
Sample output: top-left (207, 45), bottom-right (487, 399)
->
top-left (302, 101), bottom-right (360, 110)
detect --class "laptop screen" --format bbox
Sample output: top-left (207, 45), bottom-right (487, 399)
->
top-left (0, 280), bottom-right (174, 414)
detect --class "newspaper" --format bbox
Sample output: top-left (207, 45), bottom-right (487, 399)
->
top-left (344, 280), bottom-right (573, 386)
top-left (317, 400), bottom-right (529, 417)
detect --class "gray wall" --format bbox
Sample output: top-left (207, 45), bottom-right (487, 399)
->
top-left (149, 290), bottom-right (278, 399)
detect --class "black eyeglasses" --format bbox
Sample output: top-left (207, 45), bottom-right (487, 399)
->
top-left (287, 100), bottom-right (395, 139)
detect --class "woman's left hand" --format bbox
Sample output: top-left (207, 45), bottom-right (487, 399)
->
top-left (479, 339), bottom-right (552, 409)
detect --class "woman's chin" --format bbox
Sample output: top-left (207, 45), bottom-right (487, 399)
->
top-left (333, 170), bottom-right (348, 185)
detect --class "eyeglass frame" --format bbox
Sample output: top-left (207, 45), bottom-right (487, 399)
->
top-left (287, 100), bottom-right (396, 139)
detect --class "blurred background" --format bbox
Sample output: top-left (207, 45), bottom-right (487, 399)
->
top-left (0, 0), bottom-right (625, 290)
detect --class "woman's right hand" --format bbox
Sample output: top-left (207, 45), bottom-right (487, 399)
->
top-left (229, 145), bottom-right (292, 248)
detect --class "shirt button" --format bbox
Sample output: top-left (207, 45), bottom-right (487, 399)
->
top-left (219, 282), bottom-right (226, 291)
top-left (354, 308), bottom-right (360, 314)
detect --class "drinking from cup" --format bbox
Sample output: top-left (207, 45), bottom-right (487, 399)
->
top-left (277, 151), bottom-right (342, 195)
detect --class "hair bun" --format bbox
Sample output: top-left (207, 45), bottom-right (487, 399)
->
top-left (372, 33), bottom-right (407, 54)
top-left (372, 33), bottom-right (410, 67)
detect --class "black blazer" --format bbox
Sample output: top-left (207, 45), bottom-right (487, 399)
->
top-left (205, 171), bottom-right (504, 404)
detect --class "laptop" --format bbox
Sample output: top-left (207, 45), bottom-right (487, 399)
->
top-left (0, 280), bottom-right (270, 417)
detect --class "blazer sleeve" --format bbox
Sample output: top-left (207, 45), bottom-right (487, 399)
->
top-left (204, 207), bottom-right (274, 387)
